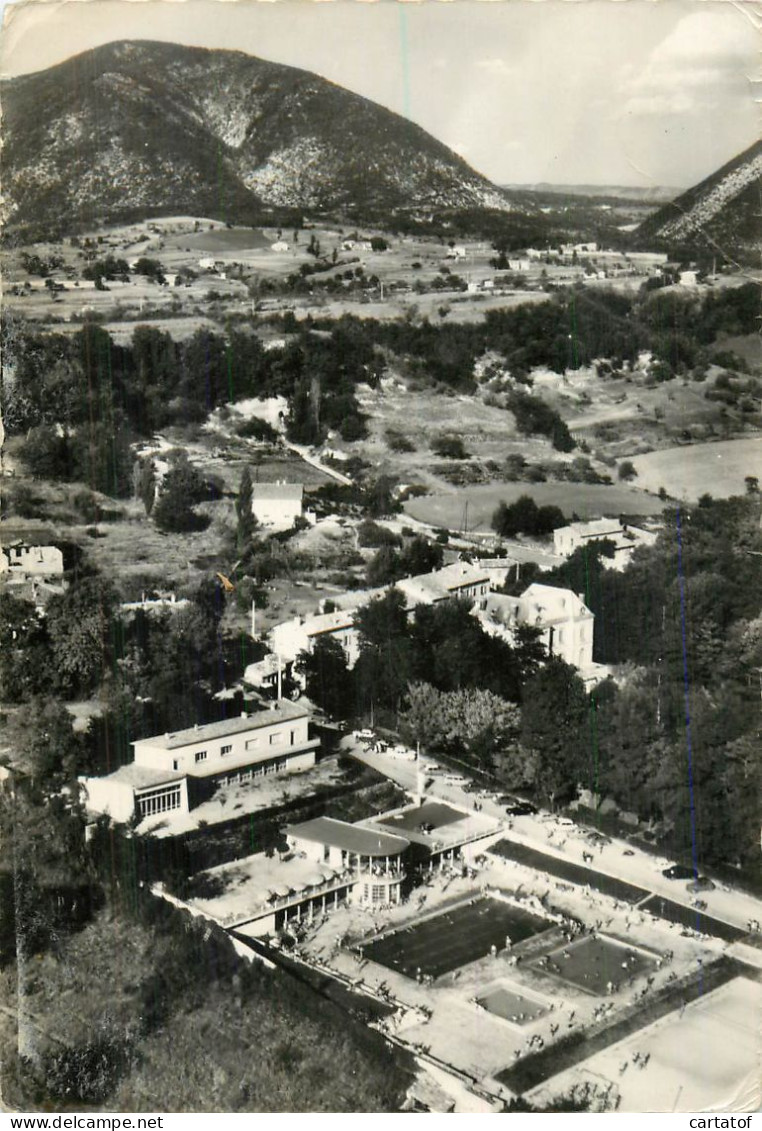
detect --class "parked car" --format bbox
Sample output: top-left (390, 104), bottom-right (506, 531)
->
top-left (354, 728), bottom-right (375, 742)
top-left (687, 876), bottom-right (716, 893)
top-left (586, 831), bottom-right (612, 845)
top-left (662, 864), bottom-right (695, 880)
top-left (506, 801), bottom-right (538, 816)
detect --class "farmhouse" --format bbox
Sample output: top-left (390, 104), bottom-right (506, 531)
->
top-left (553, 519), bottom-right (658, 570)
top-left (80, 701), bottom-right (319, 823)
top-left (251, 481), bottom-right (304, 529)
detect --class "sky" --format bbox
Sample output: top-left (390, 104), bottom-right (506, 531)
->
top-left (1, 0), bottom-right (759, 188)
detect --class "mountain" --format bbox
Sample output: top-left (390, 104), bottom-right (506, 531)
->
top-left (637, 140), bottom-right (762, 250)
top-left (1, 40), bottom-right (514, 234)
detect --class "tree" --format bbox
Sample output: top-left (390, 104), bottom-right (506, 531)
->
top-left (46, 577), bottom-right (118, 697)
top-left (0, 593), bottom-right (52, 701)
top-left (26, 698), bottom-right (83, 785)
top-left (401, 683), bottom-right (520, 771)
top-left (236, 465), bottom-right (256, 551)
top-left (354, 589), bottom-right (414, 714)
top-left (618, 460), bottom-right (637, 482)
top-left (521, 658), bottom-right (591, 808)
top-left (492, 495), bottom-right (565, 537)
top-left (137, 458), bottom-right (156, 515)
top-left (400, 682), bottom-right (446, 751)
top-left (152, 456), bottom-right (209, 534)
top-left (295, 637), bottom-right (351, 718)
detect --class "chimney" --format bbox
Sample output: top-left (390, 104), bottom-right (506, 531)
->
top-left (240, 710), bottom-right (248, 719)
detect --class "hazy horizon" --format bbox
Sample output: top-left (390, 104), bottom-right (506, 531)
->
top-left (1, 0), bottom-right (757, 191)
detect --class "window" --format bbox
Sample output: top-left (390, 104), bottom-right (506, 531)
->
top-left (290, 730), bottom-right (296, 746)
top-left (221, 744), bottom-right (232, 756)
top-left (269, 732), bottom-right (283, 746)
top-left (137, 786), bottom-right (182, 818)
top-left (245, 738), bottom-right (259, 750)
top-left (195, 750), bottom-right (207, 763)
top-left (172, 759), bottom-right (179, 771)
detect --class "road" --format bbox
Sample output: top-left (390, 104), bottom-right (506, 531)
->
top-left (342, 737), bottom-right (762, 937)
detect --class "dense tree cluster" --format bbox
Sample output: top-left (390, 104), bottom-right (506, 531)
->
top-left (492, 494), bottom-right (567, 538)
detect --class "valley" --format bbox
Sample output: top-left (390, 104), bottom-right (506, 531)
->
top-left (1, 24), bottom-right (761, 1120)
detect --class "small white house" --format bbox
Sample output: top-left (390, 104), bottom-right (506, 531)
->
top-left (446, 246), bottom-right (467, 260)
top-left (271, 241), bottom-right (289, 252)
top-left (251, 481), bottom-right (304, 529)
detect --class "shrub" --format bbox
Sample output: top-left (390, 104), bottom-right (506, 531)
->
top-left (235, 417), bottom-right (278, 442)
top-left (431, 434), bottom-right (469, 460)
top-left (385, 429), bottom-right (416, 453)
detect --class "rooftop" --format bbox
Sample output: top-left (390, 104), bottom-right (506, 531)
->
top-left (87, 763), bottom-right (186, 789)
top-left (251, 482), bottom-right (304, 501)
top-left (397, 562), bottom-right (489, 606)
top-left (520, 583), bottom-right (591, 621)
top-left (288, 816), bottom-right (410, 857)
top-left (132, 700), bottom-right (309, 750)
top-left (557, 518), bottom-right (624, 538)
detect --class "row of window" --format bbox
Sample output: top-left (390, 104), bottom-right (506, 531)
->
top-left (137, 786), bottom-right (183, 818)
top-left (187, 732), bottom-right (300, 766)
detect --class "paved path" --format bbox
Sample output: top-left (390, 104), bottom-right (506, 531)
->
top-left (284, 441), bottom-right (354, 486)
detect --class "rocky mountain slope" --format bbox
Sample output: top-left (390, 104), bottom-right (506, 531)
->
top-left (637, 140), bottom-right (762, 251)
top-left (1, 39), bottom-right (514, 233)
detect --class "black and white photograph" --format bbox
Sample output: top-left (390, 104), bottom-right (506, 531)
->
top-left (0, 0), bottom-right (760, 1115)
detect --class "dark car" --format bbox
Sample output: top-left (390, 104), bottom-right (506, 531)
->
top-left (506, 801), bottom-right (538, 816)
top-left (662, 864), bottom-right (695, 880)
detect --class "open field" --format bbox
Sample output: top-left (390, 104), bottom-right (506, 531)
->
top-left (630, 437), bottom-right (762, 501)
top-left (360, 896), bottom-right (552, 980)
top-left (404, 481), bottom-right (667, 531)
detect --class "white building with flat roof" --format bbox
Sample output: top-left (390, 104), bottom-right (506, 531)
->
top-left (80, 701), bottom-right (318, 824)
